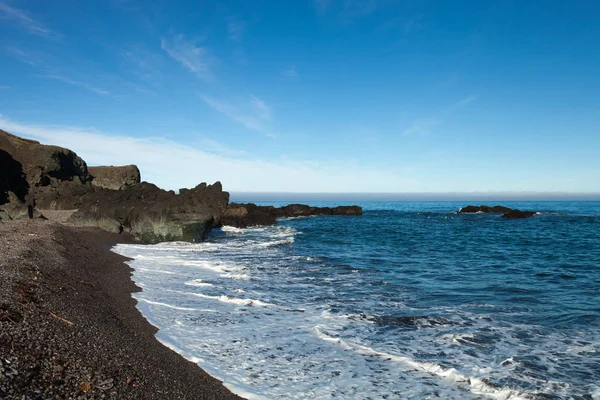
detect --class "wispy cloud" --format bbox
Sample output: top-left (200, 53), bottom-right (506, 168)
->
top-left (282, 66), bottom-right (298, 77)
top-left (404, 95), bottom-right (478, 136)
top-left (445, 94), bottom-right (478, 112)
top-left (456, 94), bottom-right (477, 107)
top-left (0, 2), bottom-right (59, 38)
top-left (0, 115), bottom-right (411, 192)
top-left (226, 15), bottom-right (246, 41)
top-left (314, 0), bottom-right (381, 22)
top-left (3, 46), bottom-right (41, 67)
top-left (0, 85), bottom-right (8, 89)
top-left (201, 94), bottom-right (273, 135)
top-left (402, 118), bottom-right (440, 136)
top-left (44, 75), bottom-right (110, 96)
top-left (161, 34), bottom-right (215, 81)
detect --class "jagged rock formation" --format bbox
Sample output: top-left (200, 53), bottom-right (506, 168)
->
top-left (222, 203), bottom-right (363, 228)
top-left (458, 204), bottom-right (537, 219)
top-left (0, 129), bottom-right (93, 218)
top-left (69, 182), bottom-right (229, 243)
top-left (0, 129), bottom-right (363, 241)
top-left (89, 165), bottom-right (141, 190)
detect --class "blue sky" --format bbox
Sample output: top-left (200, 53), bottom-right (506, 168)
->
top-left (1, 0), bottom-right (599, 193)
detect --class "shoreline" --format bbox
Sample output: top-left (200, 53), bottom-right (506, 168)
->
top-left (0, 219), bottom-right (243, 399)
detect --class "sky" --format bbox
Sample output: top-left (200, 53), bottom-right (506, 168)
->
top-left (1, 0), bottom-right (599, 193)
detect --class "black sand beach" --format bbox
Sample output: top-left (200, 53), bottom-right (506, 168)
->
top-left (0, 219), bottom-right (242, 399)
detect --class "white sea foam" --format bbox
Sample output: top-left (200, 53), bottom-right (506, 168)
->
top-left (176, 290), bottom-right (274, 307)
top-left (137, 298), bottom-right (200, 311)
top-left (221, 225), bottom-right (245, 233)
top-left (185, 279), bottom-right (214, 287)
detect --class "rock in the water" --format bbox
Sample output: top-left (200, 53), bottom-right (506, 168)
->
top-left (222, 203), bottom-right (362, 228)
top-left (458, 204), bottom-right (537, 220)
top-left (89, 165), bottom-right (141, 190)
top-left (502, 209), bottom-right (536, 219)
top-left (458, 205), bottom-right (513, 214)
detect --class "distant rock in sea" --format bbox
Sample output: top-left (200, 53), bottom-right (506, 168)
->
top-left (458, 204), bottom-right (537, 219)
top-left (222, 203), bottom-right (363, 228)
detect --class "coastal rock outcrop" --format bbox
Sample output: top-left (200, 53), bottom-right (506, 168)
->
top-left (69, 181), bottom-right (229, 243)
top-left (458, 204), bottom-right (537, 219)
top-left (0, 129), bottom-right (93, 217)
top-left (222, 203), bottom-right (363, 228)
top-left (1, 128), bottom-right (363, 242)
top-left (89, 165), bottom-right (141, 190)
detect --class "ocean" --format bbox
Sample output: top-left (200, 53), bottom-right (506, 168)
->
top-left (112, 201), bottom-right (600, 399)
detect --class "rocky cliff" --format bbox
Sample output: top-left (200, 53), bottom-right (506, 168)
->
top-left (0, 129), bottom-right (363, 242)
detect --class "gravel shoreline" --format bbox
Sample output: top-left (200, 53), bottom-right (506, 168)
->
top-left (0, 220), bottom-right (243, 399)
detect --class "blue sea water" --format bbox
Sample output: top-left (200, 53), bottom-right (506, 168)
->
top-left (113, 201), bottom-right (600, 399)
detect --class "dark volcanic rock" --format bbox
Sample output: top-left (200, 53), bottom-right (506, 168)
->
top-left (502, 209), bottom-right (536, 219)
top-left (0, 129), bottom-right (91, 190)
top-left (89, 165), bottom-right (141, 190)
top-left (0, 129), bottom-right (93, 213)
top-left (222, 203), bottom-right (362, 228)
top-left (458, 205), bottom-right (513, 214)
top-left (458, 204), bottom-right (537, 220)
top-left (69, 181), bottom-right (229, 243)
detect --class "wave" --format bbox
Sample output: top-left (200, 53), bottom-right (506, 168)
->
top-left (137, 298), bottom-right (200, 311)
top-left (175, 290), bottom-right (274, 307)
top-left (220, 225), bottom-right (245, 233)
top-left (313, 326), bottom-right (532, 400)
top-left (185, 279), bottom-right (214, 287)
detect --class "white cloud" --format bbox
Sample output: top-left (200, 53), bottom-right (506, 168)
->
top-left (226, 16), bottom-right (245, 41)
top-left (282, 66), bottom-right (298, 77)
top-left (161, 34), bottom-right (214, 81)
top-left (402, 118), bottom-right (440, 136)
top-left (3, 46), bottom-right (41, 67)
top-left (0, 2), bottom-right (59, 37)
top-left (201, 94), bottom-right (273, 135)
top-left (44, 75), bottom-right (110, 96)
top-left (456, 94), bottom-right (477, 107)
top-left (0, 115), bottom-right (415, 192)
